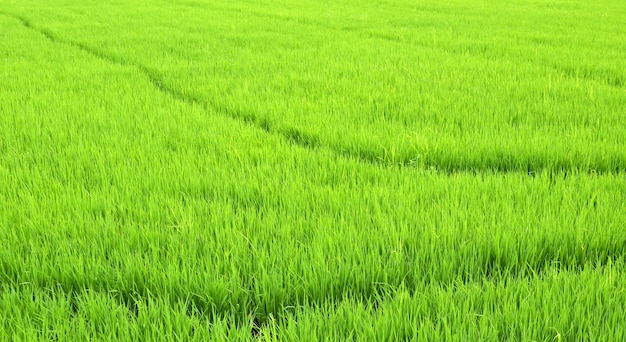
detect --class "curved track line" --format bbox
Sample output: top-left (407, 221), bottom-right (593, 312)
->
top-left (1, 11), bottom-right (623, 175)
top-left (0, 12), bottom-right (321, 146)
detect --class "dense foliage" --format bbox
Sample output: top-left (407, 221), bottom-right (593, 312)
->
top-left (1, 0), bottom-right (625, 340)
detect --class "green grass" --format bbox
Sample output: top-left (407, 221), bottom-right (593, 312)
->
top-left (1, 0), bottom-right (625, 340)
top-left (5, 0), bottom-right (625, 172)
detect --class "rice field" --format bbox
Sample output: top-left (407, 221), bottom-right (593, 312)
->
top-left (1, 0), bottom-right (625, 340)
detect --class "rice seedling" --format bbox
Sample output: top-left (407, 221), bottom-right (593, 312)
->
top-left (1, 0), bottom-right (625, 340)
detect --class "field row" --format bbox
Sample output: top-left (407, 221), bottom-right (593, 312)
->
top-left (1, 1), bottom-right (625, 340)
top-left (1, 0), bottom-right (625, 172)
top-left (4, 265), bottom-right (626, 340)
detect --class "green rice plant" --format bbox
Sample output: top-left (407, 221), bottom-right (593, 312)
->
top-left (1, 1), bottom-right (625, 340)
top-left (3, 0), bottom-right (625, 172)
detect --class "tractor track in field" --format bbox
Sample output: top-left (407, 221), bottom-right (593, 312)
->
top-left (0, 12), bottom-right (345, 160)
top-left (175, 0), bottom-right (626, 91)
top-left (1, 11), bottom-right (624, 175)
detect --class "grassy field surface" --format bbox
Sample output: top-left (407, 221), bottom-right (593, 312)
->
top-left (1, 0), bottom-right (625, 340)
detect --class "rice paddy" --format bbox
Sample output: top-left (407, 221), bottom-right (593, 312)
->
top-left (1, 0), bottom-right (625, 340)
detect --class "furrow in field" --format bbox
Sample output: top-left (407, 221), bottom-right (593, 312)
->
top-left (1, 12), bottom-right (332, 155)
top-left (0, 13), bottom-right (303, 145)
top-left (3, 11), bottom-right (623, 175)
top-left (176, 0), bottom-right (626, 92)
top-left (2, 2), bottom-right (626, 339)
top-left (170, 1), bottom-right (626, 174)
